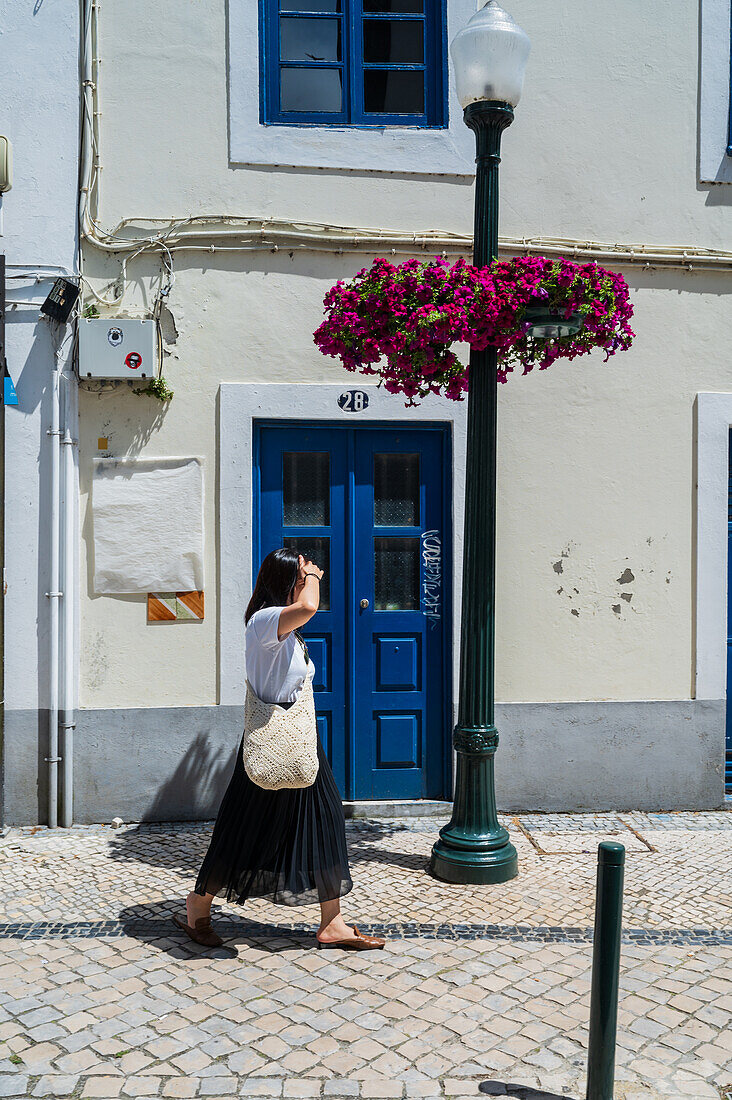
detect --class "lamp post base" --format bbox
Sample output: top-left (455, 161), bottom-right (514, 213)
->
top-left (429, 832), bottom-right (518, 885)
top-left (429, 724), bottom-right (518, 885)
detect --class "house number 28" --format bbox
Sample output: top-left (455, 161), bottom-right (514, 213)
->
top-left (338, 390), bottom-right (370, 412)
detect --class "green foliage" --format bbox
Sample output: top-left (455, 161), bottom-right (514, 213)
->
top-left (133, 376), bottom-right (174, 402)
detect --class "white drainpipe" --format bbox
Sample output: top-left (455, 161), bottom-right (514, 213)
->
top-left (61, 414), bottom-right (77, 828)
top-left (46, 357), bottom-right (62, 828)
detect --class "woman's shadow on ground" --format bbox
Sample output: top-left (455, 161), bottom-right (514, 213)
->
top-left (117, 902), bottom-right (320, 959)
top-left (480, 1087), bottom-right (575, 1099)
top-left (107, 812), bottom-right (431, 876)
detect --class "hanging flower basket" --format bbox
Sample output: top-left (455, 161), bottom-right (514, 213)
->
top-left (314, 255), bottom-right (635, 404)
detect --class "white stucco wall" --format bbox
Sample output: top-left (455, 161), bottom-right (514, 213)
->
top-left (79, 0), bottom-right (732, 713)
top-left (0, 0), bottom-right (79, 713)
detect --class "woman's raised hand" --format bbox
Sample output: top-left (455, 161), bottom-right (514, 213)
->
top-left (299, 555), bottom-right (324, 582)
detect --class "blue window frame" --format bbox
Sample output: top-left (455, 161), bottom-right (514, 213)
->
top-left (260, 0), bottom-right (447, 128)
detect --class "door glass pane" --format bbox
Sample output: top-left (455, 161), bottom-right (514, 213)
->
top-left (283, 452), bottom-right (330, 525)
top-left (281, 67), bottom-right (343, 112)
top-left (281, 0), bottom-right (341, 9)
top-left (374, 453), bottom-right (419, 526)
top-left (363, 19), bottom-right (424, 63)
top-left (363, 0), bottom-right (422, 11)
top-left (284, 537), bottom-right (331, 610)
top-left (374, 537), bottom-right (419, 610)
top-left (280, 17), bottom-right (341, 61)
top-left (364, 70), bottom-right (424, 114)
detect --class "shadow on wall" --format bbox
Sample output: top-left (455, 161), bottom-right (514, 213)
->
top-left (139, 729), bottom-right (237, 823)
top-left (106, 739), bottom-right (232, 866)
top-left (102, 729), bottom-right (237, 873)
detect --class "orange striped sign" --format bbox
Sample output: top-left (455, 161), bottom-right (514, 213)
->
top-left (147, 593), bottom-right (177, 621)
top-left (176, 591), bottom-right (204, 620)
top-left (147, 591), bottom-right (204, 621)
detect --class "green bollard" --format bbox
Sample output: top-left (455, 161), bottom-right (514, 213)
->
top-left (586, 841), bottom-right (625, 1100)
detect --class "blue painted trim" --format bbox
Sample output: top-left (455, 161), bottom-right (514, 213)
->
top-left (252, 425), bottom-right (262, 609)
top-left (441, 423), bottom-right (453, 796)
top-left (260, 0), bottom-right (447, 128)
top-left (347, 427), bottom-right (357, 799)
top-left (726, 428), bottom-right (732, 790)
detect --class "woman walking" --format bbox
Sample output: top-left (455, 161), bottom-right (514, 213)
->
top-left (175, 547), bottom-right (385, 951)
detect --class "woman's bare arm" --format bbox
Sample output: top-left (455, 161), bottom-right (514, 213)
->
top-left (277, 558), bottom-right (325, 639)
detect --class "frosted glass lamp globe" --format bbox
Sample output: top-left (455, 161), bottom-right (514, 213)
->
top-left (451, 0), bottom-right (531, 110)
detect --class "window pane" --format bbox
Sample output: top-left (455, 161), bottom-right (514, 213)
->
top-left (364, 69), bottom-right (424, 114)
top-left (281, 67), bottom-right (343, 112)
top-left (363, 19), bottom-right (423, 63)
top-left (281, 0), bottom-right (341, 10)
top-left (374, 453), bottom-right (419, 526)
top-left (363, 0), bottom-right (422, 10)
top-left (374, 537), bottom-right (419, 610)
top-left (283, 452), bottom-right (330, 526)
top-left (284, 537), bottom-right (331, 610)
top-left (280, 17), bottom-right (341, 61)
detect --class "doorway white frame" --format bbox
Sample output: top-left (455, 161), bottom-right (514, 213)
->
top-left (695, 392), bottom-right (732, 700)
top-left (218, 383), bottom-right (468, 707)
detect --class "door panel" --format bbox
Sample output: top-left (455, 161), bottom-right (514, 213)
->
top-left (259, 427), bottom-right (348, 791)
top-left (257, 422), bottom-right (449, 801)
top-left (353, 429), bottom-right (445, 799)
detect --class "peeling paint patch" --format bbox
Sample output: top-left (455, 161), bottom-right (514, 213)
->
top-left (556, 587), bottom-right (563, 595)
top-left (612, 604), bottom-right (622, 614)
top-left (620, 592), bottom-right (632, 603)
top-left (617, 568), bottom-right (635, 585)
top-left (159, 305), bottom-right (179, 346)
top-left (552, 560), bottom-right (564, 574)
top-left (570, 608), bottom-right (579, 617)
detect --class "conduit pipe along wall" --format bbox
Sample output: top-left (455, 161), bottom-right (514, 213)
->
top-left (78, 0), bottom-right (732, 280)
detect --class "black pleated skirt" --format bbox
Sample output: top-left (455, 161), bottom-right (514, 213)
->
top-left (194, 730), bottom-right (353, 907)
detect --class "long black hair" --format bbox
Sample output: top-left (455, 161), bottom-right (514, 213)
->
top-left (245, 547), bottom-right (300, 625)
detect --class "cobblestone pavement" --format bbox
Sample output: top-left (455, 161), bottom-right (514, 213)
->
top-left (0, 812), bottom-right (730, 1100)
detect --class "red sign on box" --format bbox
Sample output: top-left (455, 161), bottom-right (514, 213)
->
top-left (125, 351), bottom-right (142, 370)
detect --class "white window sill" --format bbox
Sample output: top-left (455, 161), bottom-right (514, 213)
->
top-left (700, 0), bottom-right (732, 182)
top-left (228, 0), bottom-right (476, 175)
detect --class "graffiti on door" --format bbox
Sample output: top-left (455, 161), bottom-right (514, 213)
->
top-left (422, 529), bottom-right (442, 629)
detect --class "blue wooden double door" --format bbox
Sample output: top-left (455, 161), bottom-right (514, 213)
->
top-left (257, 422), bottom-right (450, 801)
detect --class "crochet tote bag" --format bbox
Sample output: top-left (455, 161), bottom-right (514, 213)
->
top-left (242, 675), bottom-right (319, 790)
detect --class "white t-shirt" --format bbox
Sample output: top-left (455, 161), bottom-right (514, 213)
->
top-left (245, 606), bottom-right (316, 705)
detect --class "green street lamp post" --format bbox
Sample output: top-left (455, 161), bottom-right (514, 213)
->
top-left (429, 1), bottom-right (531, 885)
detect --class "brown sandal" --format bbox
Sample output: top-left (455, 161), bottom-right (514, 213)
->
top-left (173, 912), bottom-right (224, 947)
top-left (316, 924), bottom-right (385, 951)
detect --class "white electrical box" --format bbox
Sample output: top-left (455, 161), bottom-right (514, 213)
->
top-left (78, 318), bottom-right (157, 379)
